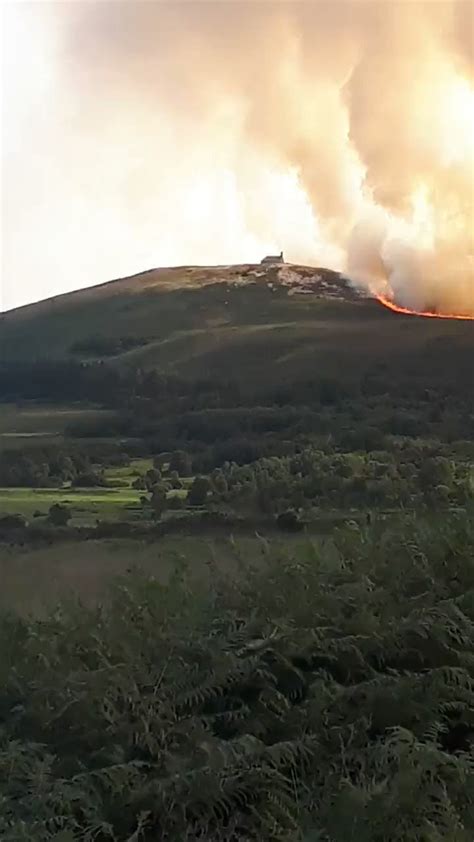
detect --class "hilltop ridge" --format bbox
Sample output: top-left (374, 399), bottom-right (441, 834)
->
top-left (0, 263), bottom-right (370, 365)
top-left (1, 262), bottom-right (471, 389)
top-left (3, 262), bottom-right (363, 319)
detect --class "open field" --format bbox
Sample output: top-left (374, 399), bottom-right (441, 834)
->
top-left (0, 453), bottom-right (196, 527)
top-left (0, 486), bottom-right (142, 523)
top-left (0, 403), bottom-right (116, 435)
top-left (103, 457), bottom-right (154, 480)
top-left (0, 532), bottom-right (281, 613)
top-left (0, 403), bottom-right (119, 452)
top-left (0, 458), bottom-right (164, 523)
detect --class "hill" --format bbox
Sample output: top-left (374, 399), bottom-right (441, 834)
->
top-left (1, 262), bottom-right (473, 392)
top-left (0, 263), bottom-right (365, 365)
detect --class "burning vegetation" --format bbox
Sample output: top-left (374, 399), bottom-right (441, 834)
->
top-left (376, 293), bottom-right (474, 321)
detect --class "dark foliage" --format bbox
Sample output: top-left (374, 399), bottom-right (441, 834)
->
top-left (48, 503), bottom-right (71, 526)
top-left (70, 335), bottom-right (147, 357)
top-left (2, 515), bottom-right (474, 840)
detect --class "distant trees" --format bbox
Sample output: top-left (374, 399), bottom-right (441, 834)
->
top-left (419, 457), bottom-right (454, 492)
top-left (0, 359), bottom-right (126, 405)
top-left (0, 449), bottom-right (78, 488)
top-left (188, 477), bottom-right (212, 506)
top-left (168, 470), bottom-right (182, 489)
top-left (169, 451), bottom-right (192, 477)
top-left (72, 471), bottom-right (106, 488)
top-left (134, 469), bottom-right (162, 492)
top-left (276, 510), bottom-right (303, 532)
top-left (211, 469), bottom-right (228, 496)
top-left (48, 504), bottom-right (71, 527)
top-left (150, 485), bottom-right (168, 519)
top-left (213, 443), bottom-right (472, 515)
top-left (0, 445), bottom-right (131, 490)
top-left (145, 468), bottom-right (161, 487)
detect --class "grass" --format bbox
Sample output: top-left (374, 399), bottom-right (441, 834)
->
top-left (0, 403), bottom-right (115, 435)
top-left (0, 514), bottom-right (402, 616)
top-left (0, 486), bottom-right (143, 524)
top-left (0, 403), bottom-right (119, 452)
top-left (0, 459), bottom-right (188, 524)
top-left (0, 533), bottom-right (272, 614)
top-left (0, 460), bottom-right (153, 523)
top-left (0, 266), bottom-right (354, 361)
top-left (103, 458), bottom-right (154, 483)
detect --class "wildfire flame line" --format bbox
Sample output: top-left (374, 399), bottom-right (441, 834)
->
top-left (376, 294), bottom-right (474, 321)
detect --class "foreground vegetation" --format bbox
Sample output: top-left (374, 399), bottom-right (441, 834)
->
top-left (2, 514), bottom-right (474, 841)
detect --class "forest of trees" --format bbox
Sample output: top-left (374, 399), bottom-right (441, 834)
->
top-left (1, 349), bottom-right (473, 526)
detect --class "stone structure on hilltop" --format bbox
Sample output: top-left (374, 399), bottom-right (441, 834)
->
top-left (260, 251), bottom-right (284, 265)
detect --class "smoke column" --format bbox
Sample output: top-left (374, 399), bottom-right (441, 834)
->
top-left (2, 1), bottom-right (473, 313)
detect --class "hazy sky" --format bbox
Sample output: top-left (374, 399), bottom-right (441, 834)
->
top-left (1, 1), bottom-right (473, 313)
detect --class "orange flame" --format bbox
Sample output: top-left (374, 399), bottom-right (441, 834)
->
top-left (376, 294), bottom-right (474, 321)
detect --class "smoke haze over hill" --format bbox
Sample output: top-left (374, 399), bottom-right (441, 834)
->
top-left (2, 1), bottom-right (473, 312)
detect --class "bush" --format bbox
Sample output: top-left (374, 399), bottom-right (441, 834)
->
top-left (150, 485), bottom-right (167, 519)
top-left (188, 476), bottom-right (212, 506)
top-left (169, 450), bottom-right (193, 476)
top-left (72, 471), bottom-right (106, 488)
top-left (276, 509), bottom-right (303, 532)
top-left (0, 513), bottom-right (27, 530)
top-left (48, 503), bottom-right (71, 526)
top-left (169, 470), bottom-right (182, 489)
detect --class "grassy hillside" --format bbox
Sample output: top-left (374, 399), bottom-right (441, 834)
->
top-left (1, 264), bottom-right (472, 389)
top-left (0, 264), bottom-right (353, 361)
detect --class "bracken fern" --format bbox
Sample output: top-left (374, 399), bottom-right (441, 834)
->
top-left (1, 513), bottom-right (474, 840)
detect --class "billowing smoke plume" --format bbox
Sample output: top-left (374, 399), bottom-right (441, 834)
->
top-left (2, 1), bottom-right (473, 312)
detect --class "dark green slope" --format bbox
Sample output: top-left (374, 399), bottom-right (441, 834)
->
top-left (1, 264), bottom-right (472, 389)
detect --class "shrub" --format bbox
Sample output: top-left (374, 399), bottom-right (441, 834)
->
top-left (0, 513), bottom-right (26, 530)
top-left (169, 450), bottom-right (193, 476)
top-left (48, 503), bottom-right (71, 526)
top-left (188, 476), bottom-right (212, 506)
top-left (276, 509), bottom-right (303, 532)
top-left (72, 471), bottom-right (106, 488)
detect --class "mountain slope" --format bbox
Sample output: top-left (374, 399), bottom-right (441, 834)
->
top-left (0, 264), bottom-right (364, 359)
top-left (1, 263), bottom-right (472, 389)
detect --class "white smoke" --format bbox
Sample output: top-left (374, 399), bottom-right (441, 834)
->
top-left (2, 1), bottom-right (473, 313)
